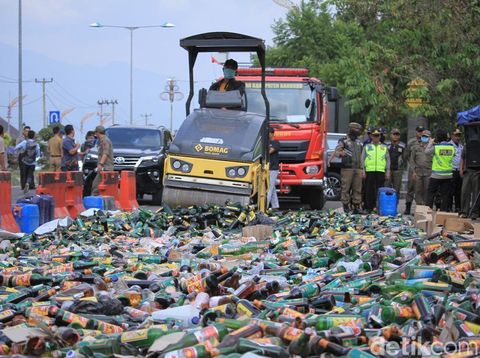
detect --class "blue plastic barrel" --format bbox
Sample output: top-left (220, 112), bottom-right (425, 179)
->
top-left (378, 187), bottom-right (397, 216)
top-left (12, 204), bottom-right (40, 233)
top-left (83, 196), bottom-right (104, 210)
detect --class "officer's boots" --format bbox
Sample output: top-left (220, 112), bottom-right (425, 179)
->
top-left (404, 202), bottom-right (412, 215)
top-left (343, 204), bottom-right (350, 213)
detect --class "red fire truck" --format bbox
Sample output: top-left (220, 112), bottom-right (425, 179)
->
top-left (237, 67), bottom-right (338, 209)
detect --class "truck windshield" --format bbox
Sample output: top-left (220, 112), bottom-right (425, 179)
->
top-left (106, 128), bottom-right (163, 149)
top-left (244, 82), bottom-right (316, 123)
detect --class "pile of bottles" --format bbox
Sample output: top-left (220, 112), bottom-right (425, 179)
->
top-left (0, 205), bottom-right (480, 357)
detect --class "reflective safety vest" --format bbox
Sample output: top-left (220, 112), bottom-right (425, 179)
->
top-left (432, 143), bottom-right (454, 177)
top-left (364, 143), bottom-right (388, 172)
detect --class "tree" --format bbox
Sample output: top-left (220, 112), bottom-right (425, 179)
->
top-left (266, 0), bottom-right (480, 130)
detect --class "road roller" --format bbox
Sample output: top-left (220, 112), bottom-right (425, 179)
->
top-left (161, 32), bottom-right (270, 211)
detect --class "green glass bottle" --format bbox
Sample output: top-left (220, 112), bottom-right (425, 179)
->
top-left (236, 338), bottom-right (289, 358)
top-left (288, 327), bottom-right (312, 356)
top-left (305, 314), bottom-right (363, 330)
top-left (162, 324), bottom-right (228, 352)
top-left (119, 326), bottom-right (174, 348)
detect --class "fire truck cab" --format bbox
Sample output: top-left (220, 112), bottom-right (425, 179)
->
top-left (237, 67), bottom-right (338, 209)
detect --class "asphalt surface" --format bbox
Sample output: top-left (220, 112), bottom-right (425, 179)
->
top-left (12, 185), bottom-right (408, 213)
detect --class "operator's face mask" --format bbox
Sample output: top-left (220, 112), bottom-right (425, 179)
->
top-left (421, 136), bottom-right (429, 143)
top-left (348, 129), bottom-right (359, 139)
top-left (223, 68), bottom-right (236, 79)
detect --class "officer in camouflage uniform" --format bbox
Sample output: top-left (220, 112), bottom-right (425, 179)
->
top-left (410, 130), bottom-right (433, 206)
top-left (404, 126), bottom-right (424, 214)
top-left (385, 128), bottom-right (406, 203)
top-left (331, 122), bottom-right (364, 213)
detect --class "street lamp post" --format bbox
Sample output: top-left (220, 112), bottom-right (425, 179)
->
top-left (90, 22), bottom-right (174, 125)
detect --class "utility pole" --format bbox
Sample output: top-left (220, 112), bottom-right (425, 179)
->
top-left (105, 99), bottom-right (118, 125)
top-left (141, 113), bottom-right (152, 126)
top-left (18, 0), bottom-right (23, 131)
top-left (160, 78), bottom-right (183, 132)
top-left (35, 78), bottom-right (53, 128)
top-left (97, 100), bottom-right (106, 124)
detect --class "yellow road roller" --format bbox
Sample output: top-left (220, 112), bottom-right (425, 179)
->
top-left (161, 32), bottom-right (270, 211)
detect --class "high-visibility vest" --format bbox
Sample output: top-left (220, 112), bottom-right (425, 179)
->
top-left (432, 143), bottom-right (454, 177)
top-left (364, 143), bottom-right (388, 172)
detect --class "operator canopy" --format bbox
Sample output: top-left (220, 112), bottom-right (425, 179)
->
top-left (169, 108), bottom-right (266, 161)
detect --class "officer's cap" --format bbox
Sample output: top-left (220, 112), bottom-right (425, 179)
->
top-left (391, 128), bottom-right (401, 135)
top-left (416, 126), bottom-right (425, 132)
top-left (95, 125), bottom-right (106, 134)
top-left (348, 122), bottom-right (362, 131)
top-left (452, 128), bottom-right (462, 135)
top-left (371, 129), bottom-right (381, 136)
top-left (422, 130), bottom-right (431, 136)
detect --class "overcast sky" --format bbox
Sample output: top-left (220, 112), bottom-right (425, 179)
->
top-left (0, 0), bottom-right (290, 134)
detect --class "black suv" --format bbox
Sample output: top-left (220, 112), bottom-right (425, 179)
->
top-left (82, 125), bottom-right (172, 204)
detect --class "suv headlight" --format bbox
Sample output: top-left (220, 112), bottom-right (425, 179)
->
top-left (85, 154), bottom-right (98, 161)
top-left (225, 166), bottom-right (249, 178)
top-left (170, 158), bottom-right (192, 173)
top-left (141, 155), bottom-right (161, 163)
top-left (305, 165), bottom-right (320, 174)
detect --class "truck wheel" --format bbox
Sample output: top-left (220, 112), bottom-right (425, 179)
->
top-left (324, 172), bottom-right (341, 201)
top-left (307, 187), bottom-right (326, 210)
top-left (152, 189), bottom-right (163, 205)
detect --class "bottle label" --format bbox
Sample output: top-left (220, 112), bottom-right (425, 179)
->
top-left (194, 326), bottom-right (219, 343)
top-left (97, 321), bottom-right (124, 334)
top-left (454, 261), bottom-right (473, 272)
top-left (63, 312), bottom-right (88, 328)
top-left (302, 283), bottom-right (320, 297)
top-left (0, 310), bottom-right (14, 320)
top-left (281, 307), bottom-right (304, 318)
top-left (28, 306), bottom-right (51, 316)
top-left (45, 263), bottom-right (74, 274)
top-left (396, 306), bottom-right (415, 318)
top-left (164, 347), bottom-right (197, 358)
top-left (282, 327), bottom-right (303, 341)
top-left (121, 329), bottom-right (149, 343)
top-left (12, 274), bottom-right (31, 287)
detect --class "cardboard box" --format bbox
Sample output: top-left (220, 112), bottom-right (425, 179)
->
top-left (444, 218), bottom-right (471, 232)
top-left (473, 223), bottom-right (480, 239)
top-left (415, 213), bottom-right (435, 236)
top-left (435, 212), bottom-right (460, 226)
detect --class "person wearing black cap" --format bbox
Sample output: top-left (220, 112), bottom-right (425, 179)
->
top-left (361, 128), bottom-right (390, 212)
top-left (404, 126), bottom-right (425, 214)
top-left (386, 128), bottom-right (406, 203)
top-left (209, 59), bottom-right (245, 94)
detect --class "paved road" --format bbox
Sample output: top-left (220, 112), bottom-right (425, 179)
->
top-left (12, 186), bottom-right (408, 213)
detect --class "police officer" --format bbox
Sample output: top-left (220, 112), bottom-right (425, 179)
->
top-left (91, 125), bottom-right (114, 196)
top-left (385, 128), bottom-right (406, 203)
top-left (361, 128), bottom-right (390, 212)
top-left (330, 122), bottom-right (363, 213)
top-left (448, 128), bottom-right (463, 212)
top-left (404, 126), bottom-right (425, 214)
top-left (425, 129), bottom-right (454, 211)
top-left (410, 130), bottom-right (432, 206)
